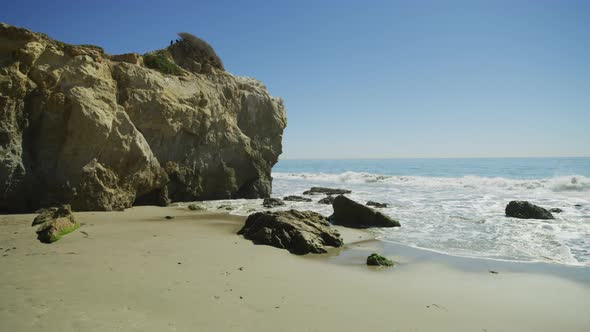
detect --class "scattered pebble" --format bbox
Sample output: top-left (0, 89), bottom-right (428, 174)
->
top-left (489, 270), bottom-right (499, 274)
top-left (275, 306), bottom-right (280, 309)
top-left (239, 296), bottom-right (243, 300)
top-left (238, 266), bottom-right (244, 271)
top-left (165, 216), bottom-right (175, 220)
top-left (177, 262), bottom-right (182, 265)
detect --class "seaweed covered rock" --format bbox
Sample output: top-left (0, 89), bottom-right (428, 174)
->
top-left (302, 187), bottom-right (351, 195)
top-left (505, 201), bottom-right (554, 220)
top-left (330, 195), bottom-right (400, 228)
top-left (188, 203), bottom-right (206, 211)
top-left (366, 253), bottom-right (394, 267)
top-left (32, 204), bottom-right (79, 243)
top-left (238, 210), bottom-right (343, 255)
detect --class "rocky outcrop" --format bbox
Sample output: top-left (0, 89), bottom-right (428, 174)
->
top-left (330, 195), bottom-right (400, 228)
top-left (238, 210), bottom-right (343, 255)
top-left (283, 195), bottom-right (312, 202)
top-left (366, 201), bottom-right (388, 208)
top-left (32, 204), bottom-right (79, 243)
top-left (302, 187), bottom-right (351, 195)
top-left (505, 201), bottom-right (554, 220)
top-left (0, 23), bottom-right (286, 212)
top-left (262, 198), bottom-right (285, 208)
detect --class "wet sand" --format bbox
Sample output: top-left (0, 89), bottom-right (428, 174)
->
top-left (1, 205), bottom-right (589, 331)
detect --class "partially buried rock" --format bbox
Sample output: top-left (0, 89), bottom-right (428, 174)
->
top-left (330, 195), bottom-right (400, 228)
top-left (283, 195), bottom-right (312, 202)
top-left (318, 195), bottom-right (335, 205)
top-left (33, 205), bottom-right (80, 243)
top-left (262, 198), bottom-right (285, 208)
top-left (549, 208), bottom-right (563, 213)
top-left (366, 201), bottom-right (388, 208)
top-left (238, 210), bottom-right (343, 255)
top-left (505, 201), bottom-right (554, 220)
top-left (366, 253), bottom-right (394, 267)
top-left (302, 187), bottom-right (352, 195)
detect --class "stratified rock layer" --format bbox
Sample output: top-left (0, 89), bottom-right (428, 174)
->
top-left (0, 23), bottom-right (286, 212)
top-left (238, 210), bottom-right (343, 255)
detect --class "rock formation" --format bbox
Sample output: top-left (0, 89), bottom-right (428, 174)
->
top-left (318, 195), bottom-right (335, 205)
top-left (366, 201), bottom-right (388, 208)
top-left (283, 195), bottom-right (312, 202)
top-left (302, 187), bottom-right (351, 195)
top-left (238, 210), bottom-right (343, 255)
top-left (366, 253), bottom-right (394, 267)
top-left (262, 198), bottom-right (285, 208)
top-left (330, 195), bottom-right (400, 228)
top-left (0, 24), bottom-right (286, 212)
top-left (505, 201), bottom-right (554, 220)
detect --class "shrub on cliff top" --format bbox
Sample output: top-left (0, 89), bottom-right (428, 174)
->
top-left (144, 50), bottom-right (183, 76)
top-left (173, 32), bottom-right (224, 70)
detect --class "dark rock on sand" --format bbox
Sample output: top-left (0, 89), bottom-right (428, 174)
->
top-left (263, 198), bottom-right (285, 208)
top-left (330, 195), bottom-right (400, 228)
top-left (549, 208), bottom-right (563, 213)
top-left (505, 201), bottom-right (554, 220)
top-left (318, 195), bottom-right (335, 205)
top-left (238, 210), bottom-right (343, 255)
top-left (366, 201), bottom-right (388, 208)
top-left (366, 253), bottom-right (394, 266)
top-left (283, 195), bottom-right (313, 202)
top-left (33, 205), bottom-right (79, 243)
top-left (302, 187), bottom-right (352, 195)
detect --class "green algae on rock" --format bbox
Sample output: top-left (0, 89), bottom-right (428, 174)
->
top-left (366, 253), bottom-right (394, 267)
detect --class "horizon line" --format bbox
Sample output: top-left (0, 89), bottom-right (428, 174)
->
top-left (278, 155), bottom-right (590, 161)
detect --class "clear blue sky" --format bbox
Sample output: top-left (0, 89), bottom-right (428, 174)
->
top-left (2, 0), bottom-right (589, 159)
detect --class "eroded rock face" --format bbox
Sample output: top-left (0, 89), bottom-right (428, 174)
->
top-left (330, 195), bottom-right (400, 228)
top-left (238, 210), bottom-right (343, 255)
top-left (0, 23), bottom-right (286, 212)
top-left (505, 201), bottom-right (554, 220)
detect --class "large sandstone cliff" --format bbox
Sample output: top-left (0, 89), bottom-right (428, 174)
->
top-left (0, 23), bottom-right (286, 212)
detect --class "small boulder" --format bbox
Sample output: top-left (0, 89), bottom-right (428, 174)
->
top-left (318, 195), bottom-right (335, 205)
top-left (505, 201), bottom-right (554, 220)
top-left (238, 210), bottom-right (343, 255)
top-left (330, 195), bottom-right (400, 228)
top-left (188, 203), bottom-right (206, 211)
top-left (366, 253), bottom-right (394, 267)
top-left (283, 195), bottom-right (312, 202)
top-left (549, 208), bottom-right (563, 213)
top-left (262, 198), bottom-right (285, 208)
top-left (33, 205), bottom-right (79, 243)
top-left (302, 187), bottom-right (352, 195)
top-left (366, 201), bottom-right (388, 208)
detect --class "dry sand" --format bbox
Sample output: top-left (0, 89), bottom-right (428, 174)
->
top-left (1, 205), bottom-right (589, 332)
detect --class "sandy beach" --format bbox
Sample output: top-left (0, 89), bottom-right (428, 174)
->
top-left (1, 205), bottom-right (589, 332)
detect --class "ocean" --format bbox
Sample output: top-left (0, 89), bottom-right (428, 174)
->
top-left (207, 157), bottom-right (590, 267)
